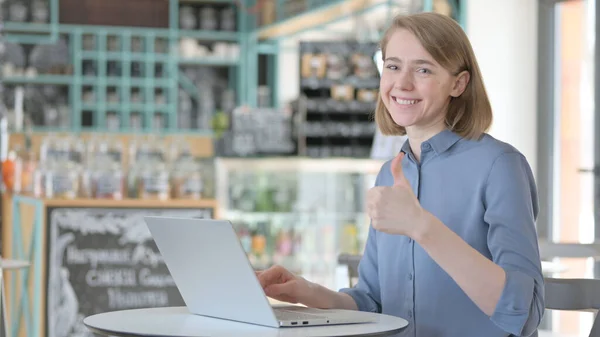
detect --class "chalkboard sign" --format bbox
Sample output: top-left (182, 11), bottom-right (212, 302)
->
top-left (46, 207), bottom-right (214, 337)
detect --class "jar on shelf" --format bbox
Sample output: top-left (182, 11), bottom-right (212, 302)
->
top-left (199, 6), bottom-right (217, 30)
top-left (91, 160), bottom-right (125, 200)
top-left (107, 138), bottom-right (124, 166)
top-left (168, 138), bottom-right (192, 166)
top-left (66, 136), bottom-right (85, 166)
top-left (44, 161), bottom-right (80, 199)
top-left (132, 135), bottom-right (166, 164)
top-left (93, 137), bottom-right (124, 166)
top-left (137, 162), bottom-right (170, 200)
top-left (171, 159), bottom-right (203, 200)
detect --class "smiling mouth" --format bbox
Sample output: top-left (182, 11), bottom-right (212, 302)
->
top-left (392, 97), bottom-right (421, 105)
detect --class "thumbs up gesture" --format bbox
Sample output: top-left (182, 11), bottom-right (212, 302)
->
top-left (367, 152), bottom-right (426, 237)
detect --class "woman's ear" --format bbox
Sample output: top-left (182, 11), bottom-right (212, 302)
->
top-left (450, 70), bottom-right (470, 98)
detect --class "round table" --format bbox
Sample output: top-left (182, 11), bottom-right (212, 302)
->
top-left (84, 306), bottom-right (408, 337)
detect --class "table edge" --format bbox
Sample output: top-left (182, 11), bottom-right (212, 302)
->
top-left (84, 324), bottom-right (146, 337)
top-left (83, 307), bottom-right (408, 337)
top-left (85, 323), bottom-right (405, 337)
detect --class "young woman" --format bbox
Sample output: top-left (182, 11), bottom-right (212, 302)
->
top-left (257, 12), bottom-right (544, 337)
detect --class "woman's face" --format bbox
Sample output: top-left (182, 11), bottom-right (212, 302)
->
top-left (379, 28), bottom-right (468, 135)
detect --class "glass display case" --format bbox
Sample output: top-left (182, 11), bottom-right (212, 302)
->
top-left (215, 157), bottom-right (384, 290)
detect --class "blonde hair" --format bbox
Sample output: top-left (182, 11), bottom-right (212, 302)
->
top-left (374, 12), bottom-right (492, 140)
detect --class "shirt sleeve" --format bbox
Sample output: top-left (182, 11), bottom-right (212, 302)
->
top-left (338, 167), bottom-right (385, 313)
top-left (484, 152), bottom-right (545, 336)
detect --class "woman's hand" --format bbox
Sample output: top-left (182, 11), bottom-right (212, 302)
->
top-left (257, 265), bottom-right (359, 311)
top-left (256, 265), bottom-right (320, 307)
top-left (367, 152), bottom-right (429, 238)
top-left (256, 265), bottom-right (358, 310)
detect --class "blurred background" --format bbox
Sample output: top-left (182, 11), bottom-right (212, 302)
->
top-left (0, 0), bottom-right (595, 336)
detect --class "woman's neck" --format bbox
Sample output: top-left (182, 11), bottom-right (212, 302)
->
top-left (406, 123), bottom-right (447, 162)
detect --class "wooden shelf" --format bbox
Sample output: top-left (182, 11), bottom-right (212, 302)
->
top-left (40, 197), bottom-right (218, 209)
top-left (3, 194), bottom-right (219, 212)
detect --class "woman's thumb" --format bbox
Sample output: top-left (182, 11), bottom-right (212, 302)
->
top-left (390, 152), bottom-right (406, 186)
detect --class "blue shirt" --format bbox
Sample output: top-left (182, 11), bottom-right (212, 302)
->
top-left (340, 129), bottom-right (545, 337)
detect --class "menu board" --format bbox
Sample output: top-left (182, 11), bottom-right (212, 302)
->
top-left (46, 207), bottom-right (214, 337)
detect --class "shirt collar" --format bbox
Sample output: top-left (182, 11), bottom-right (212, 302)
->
top-left (400, 129), bottom-right (462, 156)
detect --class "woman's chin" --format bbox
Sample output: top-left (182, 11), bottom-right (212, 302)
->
top-left (390, 116), bottom-right (416, 128)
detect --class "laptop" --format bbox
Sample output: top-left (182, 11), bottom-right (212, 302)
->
top-left (143, 216), bottom-right (377, 328)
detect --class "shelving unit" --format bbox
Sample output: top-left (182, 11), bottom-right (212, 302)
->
top-left (297, 40), bottom-right (379, 158)
top-left (0, 0), bottom-right (244, 133)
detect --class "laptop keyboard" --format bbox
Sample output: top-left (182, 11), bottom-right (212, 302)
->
top-left (274, 308), bottom-right (327, 321)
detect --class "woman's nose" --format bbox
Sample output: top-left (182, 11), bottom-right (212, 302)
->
top-left (394, 71), bottom-right (414, 91)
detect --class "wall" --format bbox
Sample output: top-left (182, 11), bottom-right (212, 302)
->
top-left (59, 0), bottom-right (169, 27)
top-left (465, 0), bottom-right (539, 176)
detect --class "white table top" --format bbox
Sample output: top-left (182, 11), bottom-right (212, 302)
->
top-left (0, 259), bottom-right (29, 270)
top-left (84, 306), bottom-right (408, 337)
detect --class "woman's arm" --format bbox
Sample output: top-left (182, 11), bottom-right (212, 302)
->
top-left (414, 214), bottom-right (505, 315)
top-left (412, 152), bottom-right (544, 336)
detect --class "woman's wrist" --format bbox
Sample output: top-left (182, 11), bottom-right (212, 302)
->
top-left (305, 280), bottom-right (332, 308)
top-left (411, 210), bottom-right (442, 244)
top-left (304, 280), bottom-right (357, 310)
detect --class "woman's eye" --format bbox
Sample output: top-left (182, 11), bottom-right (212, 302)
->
top-left (386, 65), bottom-right (398, 70)
top-left (417, 68), bottom-right (431, 74)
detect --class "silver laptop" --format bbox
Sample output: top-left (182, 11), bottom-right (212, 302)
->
top-left (143, 216), bottom-right (376, 328)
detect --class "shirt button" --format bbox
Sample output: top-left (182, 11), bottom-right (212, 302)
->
top-left (408, 273), bottom-right (413, 281)
top-left (422, 143), bottom-right (431, 151)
